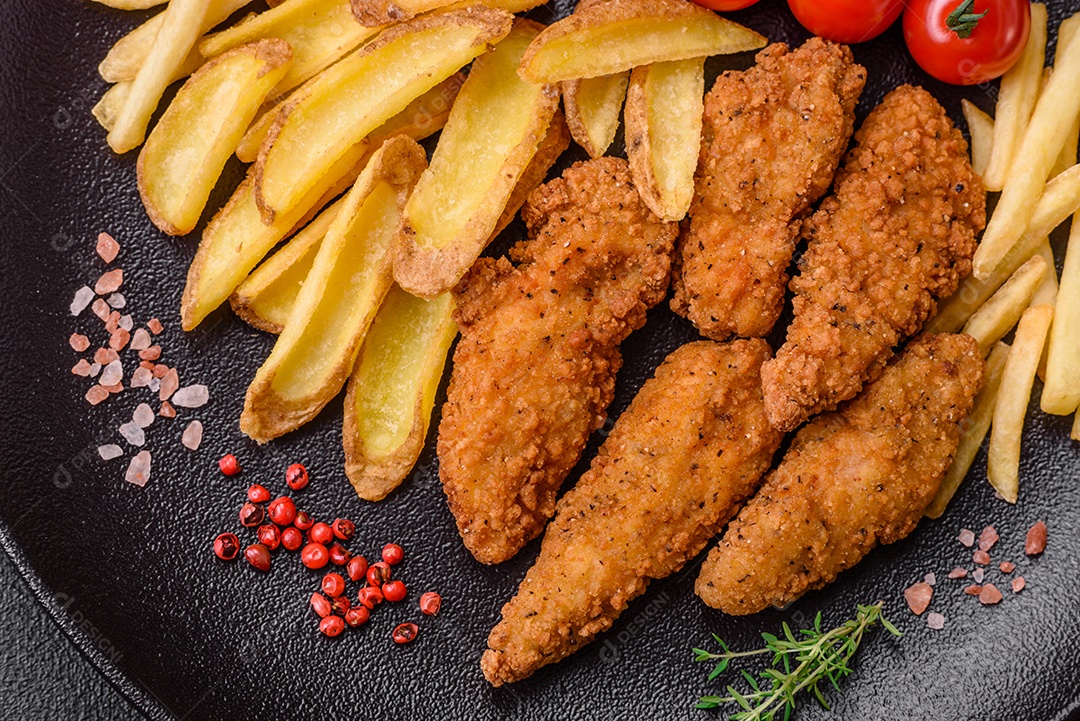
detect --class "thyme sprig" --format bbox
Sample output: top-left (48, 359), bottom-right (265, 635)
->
top-left (693, 602), bottom-right (901, 720)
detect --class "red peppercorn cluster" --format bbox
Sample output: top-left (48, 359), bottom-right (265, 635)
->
top-left (211, 457), bottom-right (442, 642)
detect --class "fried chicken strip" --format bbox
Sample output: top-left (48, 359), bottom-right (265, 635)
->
top-left (482, 340), bottom-right (783, 685)
top-left (670, 38), bottom-right (865, 341)
top-left (697, 333), bottom-right (985, 615)
top-left (761, 85), bottom-right (986, 432)
top-left (438, 158), bottom-right (678, 564)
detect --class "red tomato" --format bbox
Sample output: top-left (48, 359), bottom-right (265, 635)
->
top-left (903, 0), bottom-right (1030, 85)
top-left (787, 0), bottom-right (904, 43)
top-left (691, 0), bottom-right (759, 9)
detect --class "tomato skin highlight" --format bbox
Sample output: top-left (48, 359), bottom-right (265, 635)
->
top-left (691, 0), bottom-right (759, 10)
top-left (903, 0), bottom-right (1030, 85)
top-left (787, 0), bottom-right (903, 43)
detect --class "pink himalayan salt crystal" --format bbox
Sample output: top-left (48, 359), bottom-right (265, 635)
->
top-left (973, 568), bottom-right (985, 584)
top-left (104, 382), bottom-right (124, 395)
top-left (99, 360), bottom-right (123, 387)
top-left (972, 549), bottom-right (991, 565)
top-left (159, 401), bottom-right (176, 418)
top-left (148, 378), bottom-right (160, 393)
top-left (105, 311), bottom-right (120, 333)
top-left (94, 348), bottom-right (118, 365)
top-left (152, 364), bottom-right (169, 378)
top-left (98, 444), bottom-right (123, 461)
top-left (85, 386), bottom-right (109, 405)
top-left (133, 403), bottom-right (155, 429)
top-left (924, 572), bottom-right (936, 587)
top-left (181, 420), bottom-right (203, 450)
top-left (130, 328), bottom-right (151, 351)
top-left (147, 318), bottom-right (163, 334)
top-left (88, 362), bottom-right (101, 378)
top-left (1025, 521), bottom-right (1048, 556)
top-left (118, 314), bottom-right (133, 331)
top-left (109, 328), bottom-right (130, 351)
top-left (71, 286), bottom-right (95, 316)
top-left (904, 581), bottom-right (933, 615)
top-left (96, 232), bottom-right (119, 263)
top-left (999, 561), bottom-right (1016, 574)
top-left (139, 345), bottom-right (161, 361)
top-left (125, 451), bottom-right (151, 487)
top-left (947, 567), bottom-right (968, 579)
top-left (106, 293), bottom-right (126, 309)
top-left (978, 526), bottom-right (999, 552)
top-left (1012, 576), bottom-right (1026, 594)
top-left (72, 359), bottom-right (93, 376)
top-left (979, 584), bottom-right (1003, 605)
top-left (130, 367), bottom-right (153, 388)
top-left (926, 612), bottom-right (945, 630)
top-left (958, 529), bottom-right (976, 547)
top-left (94, 269), bottom-right (123, 295)
top-left (119, 422), bottom-right (145, 446)
top-left (92, 298), bottom-right (110, 321)
top-left (69, 333), bottom-right (90, 352)
top-left (159, 368), bottom-right (179, 401)
top-left (172, 384), bottom-right (208, 408)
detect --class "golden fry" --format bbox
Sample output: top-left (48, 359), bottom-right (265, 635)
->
top-left (563, 73), bottom-right (629, 158)
top-left (961, 254), bottom-right (1046, 356)
top-left (90, 0), bottom-right (166, 9)
top-left (1041, 214), bottom-right (1080, 414)
top-left (961, 98), bottom-right (994, 178)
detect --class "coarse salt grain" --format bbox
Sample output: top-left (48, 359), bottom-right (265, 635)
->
top-left (105, 312), bottom-right (120, 333)
top-left (95, 268), bottom-right (123, 295)
top-left (109, 328), bottom-right (130, 351)
top-left (118, 314), bottom-right (133, 331)
top-left (1025, 521), bottom-right (1048, 556)
top-left (130, 328), bottom-right (151, 351)
top-left (86, 385), bottom-right (109, 405)
top-left (159, 401), bottom-right (175, 418)
top-left (958, 529), bottom-right (976, 547)
top-left (159, 368), bottom-right (179, 400)
top-left (106, 293), bottom-right (126, 309)
top-left (139, 345), bottom-right (161, 361)
top-left (1012, 576), bottom-right (1026, 594)
top-left (973, 568), bottom-right (985, 584)
top-left (904, 581), bottom-right (933, 615)
top-left (181, 420), bottom-right (203, 450)
top-left (978, 584), bottom-right (1003, 605)
top-left (133, 403), bottom-right (155, 428)
top-left (98, 444), bottom-right (123, 460)
top-left (99, 360), bottom-right (123, 387)
top-left (963, 584), bottom-right (983, 596)
top-left (926, 612), bottom-right (945, 630)
top-left (94, 348), bottom-right (118, 365)
top-left (171, 384), bottom-right (208, 408)
top-left (147, 318), bottom-right (163, 334)
top-left (152, 364), bottom-right (169, 379)
top-left (947, 567), bottom-right (968, 579)
top-left (924, 572), bottom-right (936, 587)
top-left (71, 286), bottom-right (95, 315)
top-left (130, 367), bottom-right (153, 388)
top-left (999, 561), bottom-right (1016, 574)
top-left (69, 333), bottom-right (90, 352)
top-left (119, 421), bottom-right (145, 447)
top-left (96, 232), bottom-right (119, 263)
top-left (104, 382), bottom-right (124, 395)
top-left (92, 298), bottom-right (110, 320)
top-left (88, 362), bottom-right (101, 378)
top-left (148, 378), bottom-right (161, 393)
top-left (125, 450), bottom-right (151, 487)
top-left (72, 359), bottom-right (93, 376)
top-left (978, 526), bottom-right (999, 552)
top-left (972, 549), bottom-right (991, 565)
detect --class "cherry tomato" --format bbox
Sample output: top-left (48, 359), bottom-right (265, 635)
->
top-left (787, 0), bottom-right (903, 43)
top-left (690, 0), bottom-right (759, 10)
top-left (903, 0), bottom-right (1030, 85)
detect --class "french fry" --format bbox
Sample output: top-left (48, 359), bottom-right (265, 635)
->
top-left (624, 57), bottom-right (704, 221)
top-left (925, 341), bottom-right (1010, 519)
top-left (1041, 213), bottom-right (1080, 414)
top-left (95, 47), bottom-right (207, 133)
top-left (200, 0), bottom-right (376, 99)
top-left (981, 3), bottom-right (1047, 191)
top-left (240, 137), bottom-right (427, 443)
top-left (961, 99), bottom-right (994, 178)
top-left (107, 0), bottom-right (215, 154)
top-left (230, 197), bottom-right (342, 333)
top-left (342, 287), bottom-right (457, 500)
top-left (928, 164), bottom-right (1080, 334)
top-left (517, 0), bottom-right (765, 84)
top-left (137, 40), bottom-right (293, 236)
top-left (973, 13), bottom-right (1080, 281)
top-left (99, 0), bottom-right (252, 83)
top-left (1053, 11), bottom-right (1080, 178)
top-left (393, 20), bottom-right (560, 299)
top-left (90, 0), bottom-right (167, 10)
top-left (563, 73), bottom-right (629, 158)
top-left (254, 7), bottom-right (513, 223)
top-left (1033, 241), bottom-right (1058, 382)
top-left (987, 304), bottom-right (1054, 503)
top-left (961, 255), bottom-right (1047, 356)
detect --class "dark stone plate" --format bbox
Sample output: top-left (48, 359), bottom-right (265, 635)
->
top-left (1, 0), bottom-right (1078, 718)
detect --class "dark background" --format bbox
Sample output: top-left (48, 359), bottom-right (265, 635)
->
top-left (2, 0), bottom-right (1080, 719)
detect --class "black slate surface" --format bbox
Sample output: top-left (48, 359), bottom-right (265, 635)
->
top-left (1, 0), bottom-right (1080, 719)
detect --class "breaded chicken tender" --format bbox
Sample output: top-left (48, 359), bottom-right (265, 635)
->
top-left (670, 38), bottom-right (865, 341)
top-left (438, 158), bottom-right (678, 565)
top-left (482, 340), bottom-right (783, 685)
top-left (761, 85), bottom-right (986, 432)
top-left (696, 333), bottom-right (985, 615)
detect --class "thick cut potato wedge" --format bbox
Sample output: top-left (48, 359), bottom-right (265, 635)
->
top-left (925, 342), bottom-right (1010, 519)
top-left (351, 0), bottom-right (541, 27)
top-left (491, 110), bottom-right (571, 239)
top-left (138, 40), bottom-right (293, 236)
top-left (343, 287), bottom-right (457, 501)
top-left (624, 57), bottom-right (704, 221)
top-left (107, 0), bottom-right (215, 154)
top-left (973, 13), bottom-right (1080, 280)
top-left (988, 303), bottom-right (1054, 503)
top-left (393, 20), bottom-right (560, 299)
top-left (240, 137), bottom-right (427, 443)
top-left (961, 254), bottom-right (1047, 357)
top-left (563, 72), bottom-right (629, 158)
top-left (517, 0), bottom-right (765, 84)
top-left (200, 0), bottom-right (376, 100)
top-left (254, 6), bottom-right (513, 223)
top-left (99, 0), bottom-right (252, 82)
top-left (1041, 214), bottom-right (1080, 414)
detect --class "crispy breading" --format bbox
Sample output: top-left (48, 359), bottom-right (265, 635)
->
top-left (761, 85), bottom-right (986, 432)
top-left (438, 157), bottom-right (678, 564)
top-left (670, 38), bottom-right (865, 341)
top-left (482, 340), bottom-right (783, 685)
top-left (696, 334), bottom-right (985, 615)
